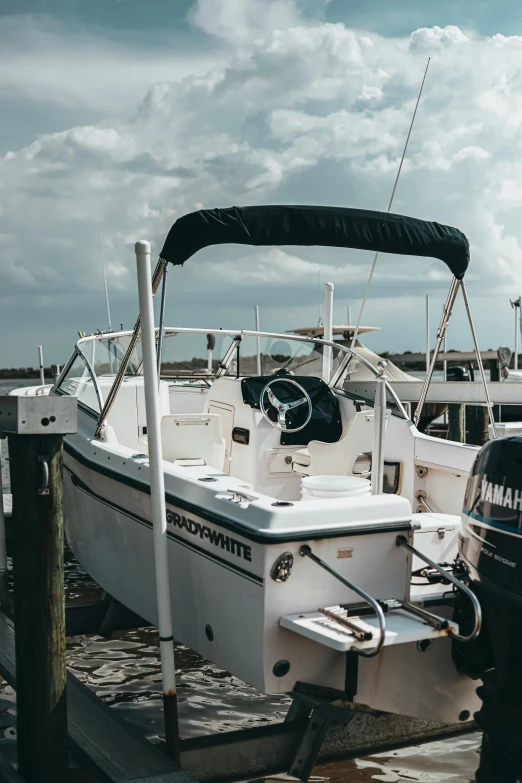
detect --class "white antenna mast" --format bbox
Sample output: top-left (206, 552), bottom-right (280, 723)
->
top-left (317, 271), bottom-right (323, 325)
top-left (99, 231), bottom-right (112, 332)
top-left (350, 57), bottom-right (430, 351)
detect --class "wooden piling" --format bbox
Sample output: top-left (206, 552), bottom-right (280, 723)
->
top-left (466, 406), bottom-right (489, 446)
top-left (448, 404), bottom-right (465, 443)
top-left (489, 359), bottom-right (500, 383)
top-left (4, 414), bottom-right (68, 783)
top-left (8, 432), bottom-right (69, 782)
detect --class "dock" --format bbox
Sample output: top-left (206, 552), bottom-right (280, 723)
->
top-left (0, 596), bottom-right (478, 783)
top-left (387, 350), bottom-right (498, 365)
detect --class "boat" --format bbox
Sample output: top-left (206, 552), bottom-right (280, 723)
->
top-left (50, 205), bottom-right (487, 734)
top-left (288, 323), bottom-right (447, 429)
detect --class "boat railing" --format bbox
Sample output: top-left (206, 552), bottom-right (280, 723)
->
top-left (58, 327), bottom-right (410, 429)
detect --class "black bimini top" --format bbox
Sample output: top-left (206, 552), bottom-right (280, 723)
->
top-left (160, 205), bottom-right (470, 279)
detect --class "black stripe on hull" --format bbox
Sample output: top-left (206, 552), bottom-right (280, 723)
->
top-left (63, 438), bottom-right (412, 544)
top-left (64, 465), bottom-right (265, 586)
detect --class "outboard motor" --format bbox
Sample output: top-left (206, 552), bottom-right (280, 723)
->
top-left (447, 365), bottom-right (472, 382)
top-left (459, 436), bottom-right (522, 781)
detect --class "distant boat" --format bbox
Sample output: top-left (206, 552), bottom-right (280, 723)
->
top-left (288, 323), bottom-right (446, 429)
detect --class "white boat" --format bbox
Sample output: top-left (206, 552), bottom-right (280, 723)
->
top-left (50, 205), bottom-right (488, 729)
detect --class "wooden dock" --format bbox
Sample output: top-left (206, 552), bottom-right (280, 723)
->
top-left (0, 611), bottom-right (195, 783)
top-left (387, 350), bottom-right (498, 365)
top-left (0, 604), bottom-right (477, 782)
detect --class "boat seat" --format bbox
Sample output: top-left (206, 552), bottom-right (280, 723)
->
top-left (292, 409), bottom-right (390, 477)
top-left (160, 413), bottom-right (226, 471)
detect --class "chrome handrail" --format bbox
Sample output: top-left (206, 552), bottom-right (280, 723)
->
top-left (396, 535), bottom-right (482, 643)
top-left (299, 545), bottom-right (386, 658)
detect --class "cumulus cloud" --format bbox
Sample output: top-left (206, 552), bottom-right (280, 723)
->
top-left (2, 0), bottom-right (522, 362)
top-left (409, 25), bottom-right (469, 52)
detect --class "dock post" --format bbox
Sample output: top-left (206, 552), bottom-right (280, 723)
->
top-left (0, 395), bottom-right (77, 783)
top-left (466, 405), bottom-right (489, 446)
top-left (448, 404), bottom-right (465, 443)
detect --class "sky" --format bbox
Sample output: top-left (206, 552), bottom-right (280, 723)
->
top-left (2, 0), bottom-right (522, 367)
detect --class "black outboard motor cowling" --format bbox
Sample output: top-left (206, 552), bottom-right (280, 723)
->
top-left (460, 435), bottom-right (522, 599)
top-left (460, 436), bottom-right (522, 781)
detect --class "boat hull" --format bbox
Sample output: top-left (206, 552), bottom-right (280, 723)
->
top-left (63, 429), bottom-right (480, 723)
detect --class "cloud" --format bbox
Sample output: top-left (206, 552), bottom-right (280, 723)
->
top-left (190, 0), bottom-right (302, 44)
top-left (409, 25), bottom-right (469, 52)
top-left (190, 0), bottom-right (331, 44)
top-left (0, 14), bottom-right (222, 114)
top-left (2, 2), bottom-right (522, 363)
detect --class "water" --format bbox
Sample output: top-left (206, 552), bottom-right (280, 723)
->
top-left (0, 378), bottom-right (43, 395)
top-left (0, 379), bottom-right (482, 780)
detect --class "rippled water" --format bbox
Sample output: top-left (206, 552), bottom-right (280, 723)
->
top-left (0, 379), bottom-right (482, 780)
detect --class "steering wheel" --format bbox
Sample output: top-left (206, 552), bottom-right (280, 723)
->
top-left (260, 378), bottom-right (312, 432)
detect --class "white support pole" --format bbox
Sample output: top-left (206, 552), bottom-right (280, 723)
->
top-left (443, 330), bottom-right (448, 426)
top-left (372, 361), bottom-right (387, 495)
top-left (322, 283), bottom-right (334, 383)
top-left (425, 295), bottom-right (430, 375)
top-left (515, 304), bottom-right (519, 371)
top-left (38, 345), bottom-right (45, 386)
top-left (347, 305), bottom-right (352, 328)
top-left (99, 231), bottom-right (112, 332)
top-left (255, 305), bottom-right (262, 376)
top-left (0, 440), bottom-right (9, 611)
top-left (135, 240), bottom-right (179, 762)
top-left (443, 331), bottom-right (447, 382)
top-left (518, 296), bottom-right (522, 352)
top-left (514, 296), bottom-right (522, 370)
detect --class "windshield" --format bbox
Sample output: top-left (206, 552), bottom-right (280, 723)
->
top-left (156, 330), bottom-right (348, 382)
top-left (80, 334), bottom-right (143, 377)
top-left (57, 327), bottom-right (373, 399)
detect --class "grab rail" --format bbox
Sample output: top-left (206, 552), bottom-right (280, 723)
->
top-left (299, 545), bottom-right (386, 658)
top-left (396, 535), bottom-right (482, 643)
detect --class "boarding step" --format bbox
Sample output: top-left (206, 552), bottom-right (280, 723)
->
top-left (280, 602), bottom-right (457, 653)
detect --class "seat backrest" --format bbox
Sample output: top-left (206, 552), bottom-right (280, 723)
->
top-left (307, 409), bottom-right (390, 476)
top-left (160, 413), bottom-right (226, 470)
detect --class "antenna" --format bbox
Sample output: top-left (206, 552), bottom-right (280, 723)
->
top-left (99, 231), bottom-right (112, 332)
top-left (317, 271), bottom-right (323, 325)
top-left (511, 296), bottom-right (521, 370)
top-left (350, 57), bottom-right (430, 350)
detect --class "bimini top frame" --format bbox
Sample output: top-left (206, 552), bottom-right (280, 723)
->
top-left (92, 203), bottom-right (494, 439)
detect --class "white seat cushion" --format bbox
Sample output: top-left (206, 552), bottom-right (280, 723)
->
top-left (291, 410), bottom-right (389, 478)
